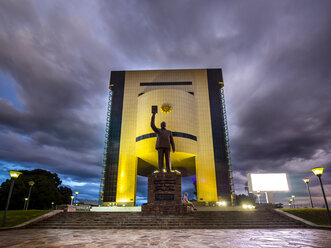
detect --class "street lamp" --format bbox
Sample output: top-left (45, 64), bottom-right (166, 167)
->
top-left (1, 171), bottom-right (23, 227)
top-left (75, 191), bottom-right (79, 204)
top-left (291, 195), bottom-right (296, 208)
top-left (303, 178), bottom-right (314, 208)
top-left (25, 181), bottom-right (35, 210)
top-left (257, 191), bottom-right (261, 204)
top-left (23, 198), bottom-right (28, 210)
top-left (70, 196), bottom-right (74, 205)
top-left (289, 198), bottom-right (293, 208)
top-left (311, 167), bottom-right (331, 224)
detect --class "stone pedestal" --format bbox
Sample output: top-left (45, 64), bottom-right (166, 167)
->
top-left (142, 172), bottom-right (188, 215)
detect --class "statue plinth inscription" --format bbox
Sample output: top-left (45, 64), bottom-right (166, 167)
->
top-left (142, 172), bottom-right (188, 215)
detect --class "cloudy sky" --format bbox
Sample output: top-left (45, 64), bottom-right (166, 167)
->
top-left (0, 0), bottom-right (330, 206)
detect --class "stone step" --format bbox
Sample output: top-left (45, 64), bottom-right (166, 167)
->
top-left (27, 210), bottom-right (308, 229)
top-left (29, 224), bottom-right (306, 229)
top-left (30, 221), bottom-right (305, 226)
top-left (36, 218), bottom-right (298, 222)
top-left (32, 224), bottom-right (303, 228)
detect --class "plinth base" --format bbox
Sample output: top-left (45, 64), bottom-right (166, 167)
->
top-left (141, 172), bottom-right (188, 215)
top-left (142, 204), bottom-right (188, 215)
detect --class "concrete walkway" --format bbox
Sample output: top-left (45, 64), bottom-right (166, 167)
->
top-left (0, 228), bottom-right (331, 247)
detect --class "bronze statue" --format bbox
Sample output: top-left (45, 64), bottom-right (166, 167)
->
top-left (151, 106), bottom-right (175, 172)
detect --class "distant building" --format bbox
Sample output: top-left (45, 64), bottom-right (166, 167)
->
top-left (77, 199), bottom-right (99, 206)
top-left (99, 69), bottom-right (234, 206)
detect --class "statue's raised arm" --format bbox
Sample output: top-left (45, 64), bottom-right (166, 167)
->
top-left (151, 113), bottom-right (158, 133)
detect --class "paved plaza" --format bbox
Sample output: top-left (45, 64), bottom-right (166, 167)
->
top-left (1, 228), bottom-right (331, 248)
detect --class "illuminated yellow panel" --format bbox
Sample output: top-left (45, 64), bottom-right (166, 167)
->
top-left (136, 89), bottom-right (198, 175)
top-left (117, 69), bottom-right (218, 205)
top-left (194, 69), bottom-right (218, 202)
top-left (136, 89), bottom-right (197, 137)
top-left (116, 73), bottom-right (139, 205)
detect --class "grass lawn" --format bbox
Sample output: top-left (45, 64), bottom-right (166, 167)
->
top-left (282, 208), bottom-right (331, 226)
top-left (0, 210), bottom-right (51, 228)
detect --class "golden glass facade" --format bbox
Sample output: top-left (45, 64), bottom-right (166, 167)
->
top-left (101, 69), bottom-right (233, 206)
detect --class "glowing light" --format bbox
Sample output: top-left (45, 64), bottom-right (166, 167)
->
top-left (248, 173), bottom-right (289, 192)
top-left (28, 181), bottom-right (35, 187)
top-left (171, 170), bottom-right (181, 174)
top-left (311, 167), bottom-right (324, 176)
top-left (9, 171), bottom-right (22, 179)
top-left (303, 178), bottom-right (310, 183)
top-left (242, 204), bottom-right (255, 209)
top-left (75, 191), bottom-right (79, 195)
top-left (216, 201), bottom-right (227, 207)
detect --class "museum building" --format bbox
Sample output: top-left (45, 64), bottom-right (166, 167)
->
top-left (99, 68), bottom-right (234, 206)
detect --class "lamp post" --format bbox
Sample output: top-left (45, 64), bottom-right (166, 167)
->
top-left (1, 171), bottom-right (23, 227)
top-left (23, 198), bottom-right (28, 210)
top-left (257, 191), bottom-right (261, 204)
top-left (25, 181), bottom-right (35, 210)
top-left (75, 191), bottom-right (79, 205)
top-left (70, 196), bottom-right (74, 205)
top-left (303, 178), bottom-right (314, 208)
top-left (291, 195), bottom-right (296, 208)
top-left (289, 198), bottom-right (293, 208)
top-left (51, 202), bottom-right (54, 210)
top-left (311, 167), bottom-right (331, 224)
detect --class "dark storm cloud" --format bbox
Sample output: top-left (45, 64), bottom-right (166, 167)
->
top-left (0, 0), bottom-right (330, 202)
top-left (0, 0), bottom-right (112, 183)
top-left (228, 1), bottom-right (331, 191)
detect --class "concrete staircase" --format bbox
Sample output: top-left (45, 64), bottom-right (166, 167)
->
top-left (27, 209), bottom-right (308, 229)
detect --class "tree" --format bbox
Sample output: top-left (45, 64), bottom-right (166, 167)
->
top-left (0, 169), bottom-right (72, 210)
top-left (234, 194), bottom-right (257, 206)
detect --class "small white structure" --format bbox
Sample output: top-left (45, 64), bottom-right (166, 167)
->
top-left (91, 206), bottom-right (142, 212)
top-left (247, 173), bottom-right (289, 204)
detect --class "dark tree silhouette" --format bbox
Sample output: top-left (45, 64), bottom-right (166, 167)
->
top-left (0, 169), bottom-right (72, 210)
top-left (234, 194), bottom-right (257, 206)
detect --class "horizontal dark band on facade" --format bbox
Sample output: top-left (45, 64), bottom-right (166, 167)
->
top-left (140, 82), bottom-right (192, 86)
top-left (136, 132), bottom-right (197, 142)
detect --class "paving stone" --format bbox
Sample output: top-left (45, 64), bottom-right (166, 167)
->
top-left (1, 229), bottom-right (331, 248)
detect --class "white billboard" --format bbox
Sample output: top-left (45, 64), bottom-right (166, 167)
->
top-left (247, 173), bottom-right (289, 193)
